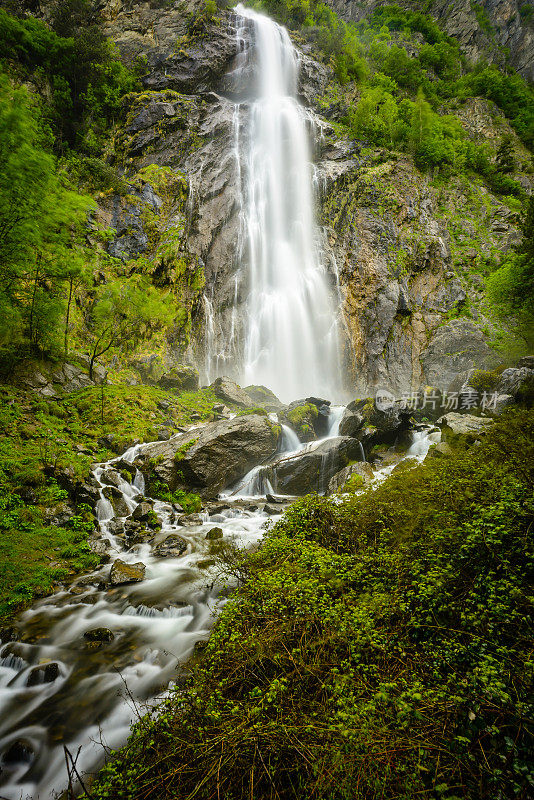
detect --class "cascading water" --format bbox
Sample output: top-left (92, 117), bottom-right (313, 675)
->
top-left (232, 4), bottom-right (342, 403)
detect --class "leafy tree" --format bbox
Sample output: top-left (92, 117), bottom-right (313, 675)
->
top-left (495, 133), bottom-right (515, 174)
top-left (0, 7), bottom-right (137, 152)
top-left (348, 86), bottom-right (405, 146)
top-left (487, 195), bottom-right (534, 349)
top-left (0, 74), bottom-right (93, 350)
top-left (86, 276), bottom-right (175, 379)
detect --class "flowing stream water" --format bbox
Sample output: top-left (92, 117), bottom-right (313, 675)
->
top-left (0, 8), bottom-right (441, 799)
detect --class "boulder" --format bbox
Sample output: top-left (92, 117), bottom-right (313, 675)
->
top-left (177, 513), bottom-right (204, 526)
top-left (210, 376), bottom-right (253, 407)
top-left (154, 534), bottom-right (188, 558)
top-left (137, 414), bottom-right (278, 495)
top-left (274, 437), bottom-right (364, 495)
top-left (83, 628), bottom-right (114, 642)
top-left (244, 385), bottom-right (285, 411)
top-left (99, 469), bottom-right (122, 488)
top-left (205, 527), bottom-right (223, 540)
top-left (158, 365), bottom-right (199, 391)
top-left (342, 398), bottom-right (412, 445)
top-left (131, 502), bottom-right (160, 528)
top-left (109, 559), bottom-right (146, 585)
top-left (338, 408), bottom-right (365, 437)
top-left (102, 486), bottom-right (130, 517)
top-left (327, 462), bottom-right (374, 494)
top-left (283, 401), bottom-right (321, 442)
top-left (495, 366), bottom-right (534, 398)
top-left (429, 442), bottom-right (453, 459)
top-left (438, 413), bottom-right (493, 443)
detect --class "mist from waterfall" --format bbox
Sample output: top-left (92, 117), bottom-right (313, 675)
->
top-left (232, 4), bottom-right (342, 403)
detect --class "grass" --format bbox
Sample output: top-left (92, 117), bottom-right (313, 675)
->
top-left (86, 409), bottom-right (534, 800)
top-left (0, 380), bottom-right (245, 623)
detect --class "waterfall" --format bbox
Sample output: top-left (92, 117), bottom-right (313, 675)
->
top-left (232, 4), bottom-right (341, 403)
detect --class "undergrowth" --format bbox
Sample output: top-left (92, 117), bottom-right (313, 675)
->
top-left (86, 409), bottom-right (534, 799)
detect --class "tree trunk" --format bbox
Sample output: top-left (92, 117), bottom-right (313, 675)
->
top-left (64, 276), bottom-right (74, 356)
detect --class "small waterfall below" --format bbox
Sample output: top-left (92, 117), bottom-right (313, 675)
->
top-left (231, 4), bottom-right (342, 403)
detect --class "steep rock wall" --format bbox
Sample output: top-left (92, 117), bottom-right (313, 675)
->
top-left (327, 0), bottom-right (534, 83)
top-left (94, 0), bottom-right (526, 397)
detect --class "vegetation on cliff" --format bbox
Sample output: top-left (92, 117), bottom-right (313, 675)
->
top-left (86, 409), bottom-right (534, 800)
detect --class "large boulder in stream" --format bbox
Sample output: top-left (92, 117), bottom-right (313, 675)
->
top-left (109, 559), bottom-right (146, 585)
top-left (136, 414), bottom-right (279, 496)
top-left (274, 437), bottom-right (364, 495)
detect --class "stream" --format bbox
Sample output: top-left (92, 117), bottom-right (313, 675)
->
top-left (0, 5), bottom-right (443, 797)
top-left (0, 411), bottom-right (439, 800)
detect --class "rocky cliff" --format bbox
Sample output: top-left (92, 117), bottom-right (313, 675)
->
top-left (327, 0), bottom-right (534, 83)
top-left (90, 0), bottom-right (530, 396)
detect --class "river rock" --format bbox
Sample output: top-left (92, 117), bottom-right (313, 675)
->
top-left (274, 437), bottom-right (364, 495)
top-left (210, 376), bottom-right (253, 407)
top-left (438, 412), bottom-right (493, 443)
top-left (205, 526), bottom-right (223, 540)
top-left (327, 462), bottom-right (374, 494)
top-left (26, 662), bottom-right (60, 686)
top-left (83, 628), bottom-right (115, 642)
top-left (154, 534), bottom-right (188, 557)
top-left (99, 469), bottom-right (122, 488)
top-left (102, 486), bottom-right (130, 517)
top-left (137, 414), bottom-right (278, 495)
top-left (109, 559), bottom-right (146, 585)
top-left (177, 512), bottom-right (205, 526)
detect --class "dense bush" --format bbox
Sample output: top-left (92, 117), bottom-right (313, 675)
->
top-left (87, 410), bottom-right (534, 799)
top-left (0, 3), bottom-right (137, 152)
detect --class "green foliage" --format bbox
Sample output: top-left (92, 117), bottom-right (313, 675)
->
top-left (150, 480), bottom-right (202, 513)
top-left (87, 410), bottom-right (534, 800)
top-left (0, 485), bottom-right (99, 619)
top-left (454, 64), bottom-right (534, 149)
top-left (487, 195), bottom-right (534, 348)
top-left (496, 133), bottom-right (515, 174)
top-left (87, 275), bottom-right (175, 379)
top-left (0, 5), bottom-right (138, 151)
top-left (251, 0), bottom-right (368, 83)
top-left (0, 75), bottom-right (95, 351)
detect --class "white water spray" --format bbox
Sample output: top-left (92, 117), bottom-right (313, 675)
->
top-left (233, 4), bottom-right (341, 402)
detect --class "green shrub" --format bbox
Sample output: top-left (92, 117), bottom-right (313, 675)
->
top-left (88, 410), bottom-right (534, 800)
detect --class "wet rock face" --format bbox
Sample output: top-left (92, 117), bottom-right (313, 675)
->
top-left (96, 0), bottom-right (525, 397)
top-left (318, 149), bottom-right (507, 396)
top-left (274, 436), bottom-right (364, 495)
top-left (137, 414), bottom-right (279, 495)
